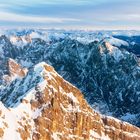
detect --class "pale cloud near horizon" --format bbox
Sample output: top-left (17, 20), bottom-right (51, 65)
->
top-left (0, 12), bottom-right (81, 23)
top-left (0, 0), bottom-right (140, 30)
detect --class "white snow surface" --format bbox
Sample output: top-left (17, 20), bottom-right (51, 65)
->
top-left (105, 42), bottom-right (124, 62)
top-left (10, 36), bottom-right (28, 47)
top-left (67, 92), bottom-right (79, 103)
top-left (89, 130), bottom-right (111, 140)
top-left (108, 37), bottom-right (129, 47)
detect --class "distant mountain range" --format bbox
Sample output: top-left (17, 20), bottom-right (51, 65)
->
top-left (0, 29), bottom-right (140, 139)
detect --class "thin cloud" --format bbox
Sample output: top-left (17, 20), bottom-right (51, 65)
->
top-left (0, 12), bottom-right (81, 23)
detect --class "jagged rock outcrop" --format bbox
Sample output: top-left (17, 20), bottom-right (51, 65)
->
top-left (0, 62), bottom-right (140, 140)
top-left (3, 58), bottom-right (28, 82)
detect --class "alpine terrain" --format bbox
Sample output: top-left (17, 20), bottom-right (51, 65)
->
top-left (0, 60), bottom-right (140, 140)
top-left (0, 29), bottom-right (140, 140)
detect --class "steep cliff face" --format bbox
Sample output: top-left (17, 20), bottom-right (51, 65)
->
top-left (0, 62), bottom-right (140, 140)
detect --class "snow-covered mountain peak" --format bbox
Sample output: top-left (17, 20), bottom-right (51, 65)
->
top-left (104, 42), bottom-right (124, 62)
top-left (34, 62), bottom-right (51, 74)
top-left (107, 37), bottom-right (129, 47)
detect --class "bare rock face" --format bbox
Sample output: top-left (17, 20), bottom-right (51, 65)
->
top-left (3, 58), bottom-right (28, 82)
top-left (0, 62), bottom-right (140, 140)
top-left (10, 35), bottom-right (32, 46)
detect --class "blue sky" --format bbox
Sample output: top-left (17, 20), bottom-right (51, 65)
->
top-left (0, 0), bottom-right (140, 30)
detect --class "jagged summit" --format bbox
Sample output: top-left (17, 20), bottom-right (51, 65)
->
top-left (0, 61), bottom-right (140, 140)
top-left (3, 58), bottom-right (28, 83)
top-left (0, 61), bottom-right (53, 108)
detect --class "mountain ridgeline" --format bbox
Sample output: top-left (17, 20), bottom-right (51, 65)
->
top-left (0, 30), bottom-right (140, 128)
top-left (0, 62), bottom-right (140, 140)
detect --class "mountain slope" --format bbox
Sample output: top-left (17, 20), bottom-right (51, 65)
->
top-left (0, 62), bottom-right (140, 140)
top-left (45, 39), bottom-right (140, 127)
top-left (0, 30), bottom-right (140, 127)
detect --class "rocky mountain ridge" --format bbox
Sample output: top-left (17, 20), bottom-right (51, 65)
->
top-left (0, 29), bottom-right (140, 127)
top-left (3, 58), bottom-right (28, 83)
top-left (0, 61), bottom-right (140, 140)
